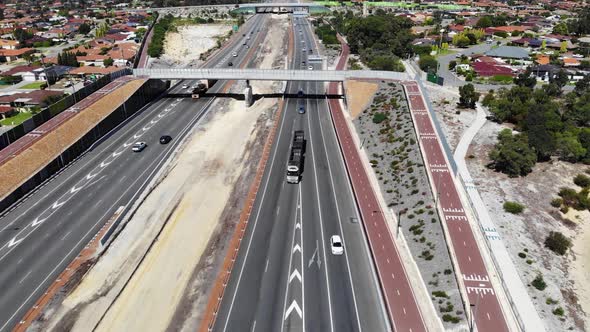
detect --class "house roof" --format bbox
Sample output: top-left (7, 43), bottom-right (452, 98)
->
top-left (536, 55), bottom-right (550, 65)
top-left (0, 39), bottom-right (19, 47)
top-left (1, 65), bottom-right (41, 76)
top-left (0, 48), bottom-right (34, 57)
top-left (472, 62), bottom-right (515, 77)
top-left (563, 58), bottom-right (580, 66)
top-left (485, 46), bottom-right (529, 59)
top-left (0, 90), bottom-right (63, 105)
top-left (0, 105), bottom-right (14, 114)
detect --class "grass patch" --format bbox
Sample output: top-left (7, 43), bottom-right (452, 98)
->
top-left (20, 81), bottom-right (47, 89)
top-left (0, 111), bottom-right (32, 126)
top-left (503, 201), bottom-right (525, 214)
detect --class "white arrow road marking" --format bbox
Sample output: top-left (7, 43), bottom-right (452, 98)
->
top-left (295, 222), bottom-right (301, 229)
top-left (289, 269), bottom-right (301, 284)
top-left (150, 119), bottom-right (157, 124)
top-left (86, 172), bottom-right (98, 180)
top-left (292, 244), bottom-right (301, 254)
top-left (70, 184), bottom-right (83, 194)
top-left (100, 160), bottom-right (110, 168)
top-left (124, 142), bottom-right (133, 147)
top-left (142, 126), bottom-right (151, 131)
top-left (133, 134), bottom-right (142, 139)
top-left (7, 236), bottom-right (23, 248)
top-left (284, 301), bottom-right (302, 320)
top-left (31, 217), bottom-right (47, 227)
top-left (112, 150), bottom-right (122, 157)
top-left (51, 200), bottom-right (66, 210)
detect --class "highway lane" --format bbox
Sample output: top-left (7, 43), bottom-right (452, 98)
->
top-left (214, 14), bottom-right (388, 332)
top-left (0, 15), bottom-right (268, 332)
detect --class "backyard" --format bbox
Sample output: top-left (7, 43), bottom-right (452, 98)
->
top-left (0, 111), bottom-right (32, 126)
top-left (20, 81), bottom-right (47, 89)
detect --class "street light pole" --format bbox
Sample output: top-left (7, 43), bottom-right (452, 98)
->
top-left (469, 294), bottom-right (481, 332)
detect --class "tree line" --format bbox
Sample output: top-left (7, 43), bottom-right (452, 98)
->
top-left (330, 9), bottom-right (414, 72)
top-left (483, 72), bottom-right (590, 177)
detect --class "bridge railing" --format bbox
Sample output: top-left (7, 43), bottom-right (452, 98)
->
top-left (133, 68), bottom-right (410, 82)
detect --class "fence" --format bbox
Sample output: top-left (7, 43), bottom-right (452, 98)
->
top-left (133, 11), bottom-right (159, 68)
top-left (0, 68), bottom-right (131, 151)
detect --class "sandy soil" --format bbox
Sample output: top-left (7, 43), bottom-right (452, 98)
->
top-left (155, 24), bottom-right (232, 68)
top-left (345, 80), bottom-right (379, 119)
top-left (453, 117), bottom-right (587, 331)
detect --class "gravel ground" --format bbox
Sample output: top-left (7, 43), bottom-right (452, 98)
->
top-left (353, 82), bottom-right (467, 329)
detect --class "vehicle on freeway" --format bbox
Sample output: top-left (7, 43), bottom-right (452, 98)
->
top-left (246, 36), bottom-right (251, 40)
top-left (330, 235), bottom-right (344, 255)
top-left (302, 48), bottom-right (306, 51)
top-left (298, 101), bottom-right (305, 114)
top-left (232, 52), bottom-right (238, 57)
top-left (160, 135), bottom-right (172, 144)
top-left (228, 61), bottom-right (233, 66)
top-left (243, 42), bottom-right (247, 46)
top-left (182, 84), bottom-right (189, 89)
top-left (286, 130), bottom-right (305, 184)
top-left (246, 45), bottom-right (250, 49)
top-left (297, 90), bottom-right (304, 97)
top-left (191, 81), bottom-right (208, 99)
top-left (307, 65), bottom-right (313, 70)
top-left (132, 142), bottom-right (147, 152)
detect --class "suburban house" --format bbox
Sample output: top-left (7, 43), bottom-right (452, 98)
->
top-left (0, 48), bottom-right (35, 63)
top-left (485, 46), bottom-right (530, 60)
top-left (0, 39), bottom-right (19, 50)
top-left (0, 65), bottom-right (42, 81)
top-left (0, 105), bottom-right (16, 119)
top-left (0, 90), bottom-right (63, 112)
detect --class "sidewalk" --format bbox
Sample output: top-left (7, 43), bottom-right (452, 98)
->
top-left (454, 103), bottom-right (545, 332)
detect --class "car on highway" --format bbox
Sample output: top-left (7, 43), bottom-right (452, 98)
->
top-left (228, 61), bottom-right (233, 66)
top-left (298, 104), bottom-right (305, 114)
top-left (297, 90), bottom-right (304, 97)
top-left (132, 142), bottom-right (147, 152)
top-left (232, 52), bottom-right (238, 57)
top-left (182, 84), bottom-right (189, 89)
top-left (330, 235), bottom-right (344, 255)
top-left (159, 135), bottom-right (172, 144)
top-left (307, 65), bottom-right (313, 70)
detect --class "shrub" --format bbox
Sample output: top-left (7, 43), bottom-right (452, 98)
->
top-left (574, 174), bottom-right (590, 188)
top-left (546, 297), bottom-right (558, 305)
top-left (419, 54), bottom-right (438, 73)
top-left (442, 314), bottom-right (461, 323)
top-left (518, 252), bottom-right (526, 258)
top-left (432, 290), bottom-right (449, 298)
top-left (373, 112), bottom-right (387, 124)
top-left (552, 307), bottom-right (564, 316)
top-left (531, 274), bottom-right (547, 291)
top-left (503, 201), bottom-right (525, 214)
top-left (550, 198), bottom-right (563, 208)
top-left (544, 231), bottom-right (572, 255)
top-left (444, 269), bottom-right (452, 275)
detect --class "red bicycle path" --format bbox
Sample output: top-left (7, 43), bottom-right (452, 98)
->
top-left (327, 38), bottom-right (427, 332)
top-left (402, 85), bottom-right (509, 332)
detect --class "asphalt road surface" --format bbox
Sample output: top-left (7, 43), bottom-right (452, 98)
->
top-left (213, 15), bottom-right (389, 332)
top-left (0, 15), bottom-right (267, 332)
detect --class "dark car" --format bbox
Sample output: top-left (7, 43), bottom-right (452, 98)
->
top-left (159, 135), bottom-right (172, 144)
top-left (228, 61), bottom-right (233, 67)
top-left (297, 90), bottom-right (304, 98)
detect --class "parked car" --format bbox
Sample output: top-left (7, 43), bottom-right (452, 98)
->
top-left (132, 142), bottom-right (147, 152)
top-left (159, 135), bottom-right (172, 144)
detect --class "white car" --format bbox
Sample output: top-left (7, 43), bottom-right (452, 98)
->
top-left (307, 65), bottom-right (313, 70)
top-left (132, 142), bottom-right (147, 152)
top-left (331, 235), bottom-right (344, 255)
top-left (182, 84), bottom-right (189, 89)
top-left (232, 52), bottom-right (238, 57)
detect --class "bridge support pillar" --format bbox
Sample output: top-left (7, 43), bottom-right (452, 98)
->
top-left (244, 80), bottom-right (253, 107)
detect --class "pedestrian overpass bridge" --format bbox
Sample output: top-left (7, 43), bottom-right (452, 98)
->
top-left (133, 68), bottom-right (409, 82)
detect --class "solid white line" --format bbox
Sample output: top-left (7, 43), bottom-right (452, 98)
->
top-left (314, 72), bottom-right (362, 331)
top-left (61, 230), bottom-right (72, 241)
top-left (299, 185), bottom-right (306, 332)
top-left (306, 95), bottom-right (335, 332)
top-left (222, 94), bottom-right (290, 332)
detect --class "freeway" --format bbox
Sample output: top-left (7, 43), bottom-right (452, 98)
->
top-left (213, 15), bottom-right (388, 332)
top-left (0, 14), bottom-right (268, 332)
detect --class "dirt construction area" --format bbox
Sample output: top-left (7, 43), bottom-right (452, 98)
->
top-left (30, 15), bottom-right (290, 332)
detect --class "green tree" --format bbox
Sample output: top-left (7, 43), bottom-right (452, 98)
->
top-left (418, 54), bottom-right (438, 73)
top-left (552, 23), bottom-right (569, 35)
top-left (103, 57), bottom-right (114, 67)
top-left (475, 16), bottom-right (492, 28)
top-left (78, 23), bottom-right (91, 35)
top-left (488, 129), bottom-right (537, 177)
top-left (555, 131), bottom-right (586, 162)
top-left (458, 83), bottom-right (480, 109)
top-left (513, 67), bottom-right (537, 89)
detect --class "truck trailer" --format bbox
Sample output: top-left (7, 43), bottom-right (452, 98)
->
top-left (287, 130), bottom-right (305, 184)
